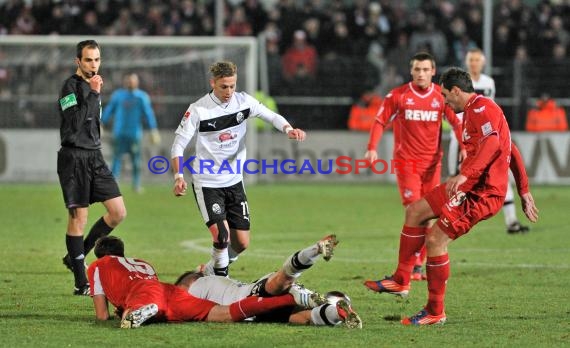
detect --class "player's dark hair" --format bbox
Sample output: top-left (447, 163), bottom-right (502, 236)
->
top-left (94, 236), bottom-right (124, 258)
top-left (410, 51), bottom-right (436, 69)
top-left (210, 61), bottom-right (237, 79)
top-left (439, 67), bottom-right (475, 93)
top-left (76, 40), bottom-right (100, 59)
top-left (174, 270), bottom-right (204, 286)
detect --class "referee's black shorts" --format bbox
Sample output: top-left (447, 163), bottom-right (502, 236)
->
top-left (57, 147), bottom-right (121, 208)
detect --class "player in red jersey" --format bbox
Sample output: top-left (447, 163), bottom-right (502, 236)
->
top-left (365, 52), bottom-right (465, 280)
top-left (87, 236), bottom-right (317, 328)
top-left (363, 67), bottom-right (539, 325)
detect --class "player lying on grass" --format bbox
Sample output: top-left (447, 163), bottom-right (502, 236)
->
top-left (174, 234), bottom-right (362, 329)
top-left (88, 236), bottom-right (324, 328)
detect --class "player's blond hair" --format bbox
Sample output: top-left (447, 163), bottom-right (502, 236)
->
top-left (210, 61), bottom-right (237, 79)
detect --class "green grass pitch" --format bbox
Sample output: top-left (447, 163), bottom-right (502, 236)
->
top-left (0, 183), bottom-right (568, 347)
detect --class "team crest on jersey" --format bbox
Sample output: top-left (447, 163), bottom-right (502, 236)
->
top-left (236, 112), bottom-right (245, 124)
top-left (218, 131), bottom-right (237, 142)
top-left (212, 203), bottom-right (222, 215)
top-left (404, 189), bottom-right (413, 199)
top-left (180, 111), bottom-right (191, 127)
top-left (431, 98), bottom-right (440, 108)
top-left (405, 98), bottom-right (415, 106)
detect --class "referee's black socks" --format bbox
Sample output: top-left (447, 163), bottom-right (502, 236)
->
top-left (65, 234), bottom-right (88, 287)
top-left (84, 217), bottom-right (114, 255)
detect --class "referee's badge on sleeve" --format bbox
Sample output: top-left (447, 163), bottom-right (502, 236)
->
top-left (59, 93), bottom-right (78, 111)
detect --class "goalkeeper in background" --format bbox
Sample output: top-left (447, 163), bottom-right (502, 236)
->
top-left (102, 73), bottom-right (160, 193)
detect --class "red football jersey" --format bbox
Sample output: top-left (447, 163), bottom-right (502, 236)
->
top-left (369, 82), bottom-right (462, 169)
top-left (459, 95), bottom-right (512, 197)
top-left (87, 255), bottom-right (159, 309)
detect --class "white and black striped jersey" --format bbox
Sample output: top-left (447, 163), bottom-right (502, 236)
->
top-left (172, 91), bottom-right (289, 188)
top-left (472, 73), bottom-right (495, 99)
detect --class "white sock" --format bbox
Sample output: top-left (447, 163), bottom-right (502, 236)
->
top-left (310, 304), bottom-right (341, 326)
top-left (282, 243), bottom-right (319, 278)
top-left (296, 243), bottom-right (320, 265)
top-left (503, 182), bottom-right (517, 225)
top-left (212, 247), bottom-right (229, 270)
top-left (503, 202), bottom-right (517, 226)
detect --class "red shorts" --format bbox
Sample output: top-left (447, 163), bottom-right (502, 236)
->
top-left (396, 164), bottom-right (441, 206)
top-left (125, 281), bottom-right (218, 322)
top-left (424, 184), bottom-right (504, 239)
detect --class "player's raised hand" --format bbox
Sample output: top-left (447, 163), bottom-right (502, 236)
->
top-left (364, 150), bottom-right (378, 162)
top-left (173, 177), bottom-right (188, 197)
top-left (287, 128), bottom-right (306, 141)
top-left (521, 192), bottom-right (539, 223)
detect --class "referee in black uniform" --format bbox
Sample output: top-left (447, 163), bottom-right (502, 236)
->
top-left (57, 40), bottom-right (126, 295)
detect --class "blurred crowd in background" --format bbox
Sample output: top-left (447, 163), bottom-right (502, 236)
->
top-left (0, 0), bottom-right (568, 130)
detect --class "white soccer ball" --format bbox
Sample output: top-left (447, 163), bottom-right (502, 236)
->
top-left (325, 291), bottom-right (352, 306)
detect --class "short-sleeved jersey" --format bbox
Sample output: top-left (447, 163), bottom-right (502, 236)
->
top-left (460, 95), bottom-right (511, 197)
top-left (87, 255), bottom-right (158, 309)
top-left (173, 92), bottom-right (287, 188)
top-left (375, 82), bottom-right (461, 169)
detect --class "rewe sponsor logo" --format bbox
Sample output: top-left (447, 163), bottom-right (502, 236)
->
top-left (404, 109), bottom-right (439, 121)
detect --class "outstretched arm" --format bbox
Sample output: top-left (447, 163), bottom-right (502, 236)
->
top-left (510, 143), bottom-right (539, 222)
top-left (251, 97), bottom-right (306, 141)
top-left (365, 91), bottom-right (397, 162)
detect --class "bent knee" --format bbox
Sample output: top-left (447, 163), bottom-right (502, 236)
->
top-left (405, 199), bottom-right (434, 226)
top-left (236, 240), bottom-right (249, 251)
top-left (108, 208), bottom-right (127, 226)
top-left (405, 202), bottom-right (423, 224)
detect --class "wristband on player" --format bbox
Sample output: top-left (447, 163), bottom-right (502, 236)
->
top-left (284, 126), bottom-right (293, 134)
top-left (174, 173), bottom-right (184, 180)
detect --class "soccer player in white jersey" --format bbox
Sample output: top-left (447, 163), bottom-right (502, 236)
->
top-left (174, 234), bottom-right (363, 329)
top-left (171, 61), bottom-right (306, 277)
top-left (448, 48), bottom-right (529, 234)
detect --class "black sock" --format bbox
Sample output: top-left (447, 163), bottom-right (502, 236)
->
top-left (83, 217), bottom-right (114, 255)
top-left (66, 235), bottom-right (88, 288)
top-left (214, 266), bottom-right (229, 277)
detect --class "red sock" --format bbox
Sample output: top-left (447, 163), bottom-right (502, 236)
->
top-left (425, 254), bottom-right (450, 315)
top-left (393, 226), bottom-right (426, 285)
top-left (229, 294), bottom-right (295, 321)
top-left (415, 245), bottom-right (427, 267)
